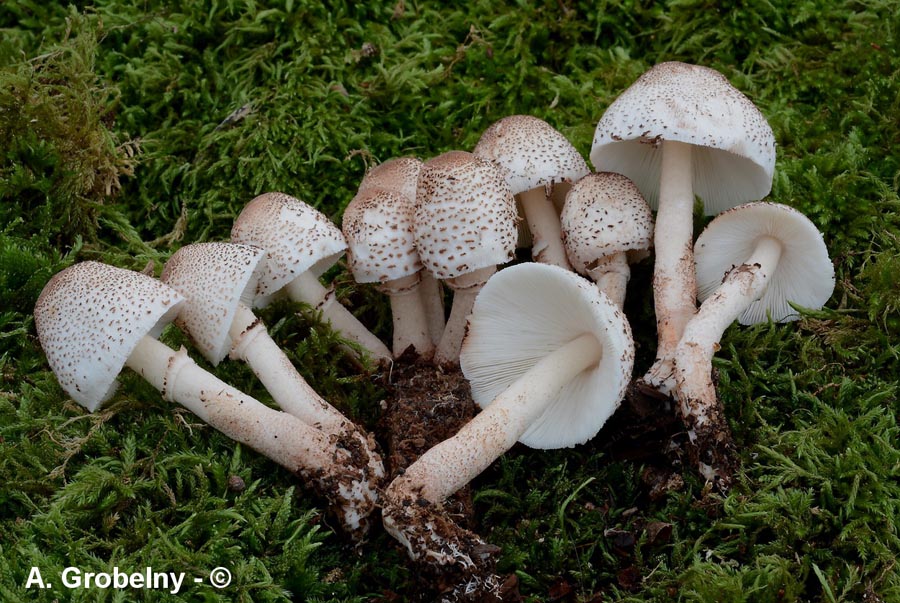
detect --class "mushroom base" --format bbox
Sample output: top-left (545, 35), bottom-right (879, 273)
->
top-left (382, 493), bottom-right (502, 602)
top-left (677, 379), bottom-right (738, 491)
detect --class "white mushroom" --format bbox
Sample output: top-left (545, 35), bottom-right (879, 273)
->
top-left (357, 157), bottom-right (447, 347)
top-left (34, 261), bottom-right (380, 538)
top-left (413, 151), bottom-right (517, 366)
top-left (473, 114), bottom-right (589, 269)
top-left (382, 263), bottom-right (633, 567)
top-left (560, 172), bottom-right (653, 308)
top-left (231, 192), bottom-right (392, 365)
top-left (160, 242), bottom-right (385, 483)
top-left (342, 187), bottom-right (434, 359)
top-left (674, 202), bottom-right (834, 482)
top-left (590, 61), bottom-right (776, 394)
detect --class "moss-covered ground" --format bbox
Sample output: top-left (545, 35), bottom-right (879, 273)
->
top-left (1, 1), bottom-right (899, 601)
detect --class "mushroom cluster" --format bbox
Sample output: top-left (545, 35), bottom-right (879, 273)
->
top-left (33, 60), bottom-right (836, 599)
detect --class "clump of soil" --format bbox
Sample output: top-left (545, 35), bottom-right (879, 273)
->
top-left (378, 352), bottom-right (477, 527)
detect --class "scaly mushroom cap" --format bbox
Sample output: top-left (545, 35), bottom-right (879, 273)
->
top-left (590, 61), bottom-right (776, 213)
top-left (342, 188), bottom-right (422, 284)
top-left (473, 114), bottom-right (590, 196)
top-left (694, 202), bottom-right (834, 325)
top-left (561, 172), bottom-right (653, 273)
top-left (231, 192), bottom-right (347, 298)
top-left (34, 261), bottom-right (184, 411)
top-left (460, 263), bottom-right (634, 449)
top-left (357, 157), bottom-right (422, 202)
top-left (414, 151), bottom-right (517, 280)
top-left (160, 242), bottom-right (265, 365)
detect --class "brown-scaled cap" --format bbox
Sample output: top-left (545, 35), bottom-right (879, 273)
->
top-left (231, 192), bottom-right (347, 297)
top-left (590, 62), bottom-right (776, 213)
top-left (34, 262), bottom-right (184, 411)
top-left (161, 242), bottom-right (265, 365)
top-left (413, 151), bottom-right (517, 280)
top-left (342, 188), bottom-right (422, 284)
top-left (473, 114), bottom-right (589, 196)
top-left (560, 172), bottom-right (653, 274)
top-left (357, 157), bottom-right (422, 203)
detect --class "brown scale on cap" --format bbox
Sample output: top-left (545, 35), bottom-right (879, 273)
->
top-left (357, 157), bottom-right (422, 203)
top-left (591, 61), bottom-right (776, 213)
top-left (414, 151), bottom-right (517, 280)
top-left (561, 172), bottom-right (653, 274)
top-left (473, 114), bottom-right (589, 195)
top-left (342, 188), bottom-right (422, 284)
top-left (160, 242), bottom-right (265, 364)
top-left (231, 192), bottom-right (348, 297)
top-left (34, 261), bottom-right (183, 411)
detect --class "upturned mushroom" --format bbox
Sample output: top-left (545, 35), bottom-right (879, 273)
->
top-left (382, 263), bottom-right (633, 577)
top-left (356, 157), bottom-right (446, 346)
top-left (413, 150), bottom-right (517, 366)
top-left (34, 261), bottom-right (380, 538)
top-left (342, 187), bottom-right (434, 358)
top-left (674, 202), bottom-right (834, 484)
top-left (560, 172), bottom-right (653, 308)
top-left (591, 61), bottom-right (776, 394)
top-left (231, 192), bottom-right (392, 365)
top-left (160, 241), bottom-right (384, 483)
top-left (473, 114), bottom-right (589, 269)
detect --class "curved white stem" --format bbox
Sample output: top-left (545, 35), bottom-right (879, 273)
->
top-left (675, 236), bottom-right (783, 425)
top-left (385, 333), bottom-right (602, 506)
top-left (125, 335), bottom-right (378, 537)
top-left (519, 187), bottom-right (573, 270)
top-left (379, 273), bottom-right (434, 359)
top-left (586, 253), bottom-right (629, 309)
top-left (285, 270), bottom-right (392, 365)
top-left (643, 140), bottom-right (697, 394)
top-left (418, 270), bottom-right (446, 347)
top-left (434, 266), bottom-right (496, 366)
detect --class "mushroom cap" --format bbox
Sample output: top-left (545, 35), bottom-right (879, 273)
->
top-left (460, 263), bottom-right (634, 449)
top-left (560, 172), bottom-right (653, 274)
top-left (231, 192), bottom-right (347, 298)
top-left (414, 151), bottom-right (517, 280)
top-left (357, 157), bottom-right (422, 202)
top-left (342, 188), bottom-right (422, 284)
top-left (34, 261), bottom-right (184, 412)
top-left (694, 202), bottom-right (835, 325)
top-left (473, 114), bottom-right (590, 196)
top-left (160, 242), bottom-right (265, 365)
top-left (590, 61), bottom-right (776, 214)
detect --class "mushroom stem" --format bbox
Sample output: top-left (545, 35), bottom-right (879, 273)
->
top-left (227, 304), bottom-right (383, 474)
top-left (125, 335), bottom-right (378, 537)
top-left (284, 270), bottom-right (392, 364)
top-left (378, 273), bottom-right (434, 359)
top-left (643, 139), bottom-right (697, 394)
top-left (434, 266), bottom-right (496, 366)
top-left (385, 332), bottom-right (602, 513)
top-left (519, 187), bottom-right (573, 270)
top-left (586, 253), bottom-right (629, 309)
top-left (418, 270), bottom-right (446, 347)
top-left (674, 235), bottom-right (782, 486)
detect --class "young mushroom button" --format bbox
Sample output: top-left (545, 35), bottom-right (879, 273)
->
top-left (382, 263), bottom-right (633, 568)
top-left (231, 192), bottom-right (392, 365)
top-left (34, 262), bottom-right (379, 539)
top-left (674, 202), bottom-right (834, 485)
top-left (356, 157), bottom-right (446, 346)
top-left (591, 61), bottom-right (776, 394)
top-left (342, 188), bottom-right (434, 359)
top-left (561, 172), bottom-right (653, 309)
top-left (413, 150), bottom-right (517, 366)
top-left (474, 114), bottom-right (589, 269)
top-left (160, 242), bottom-right (385, 489)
